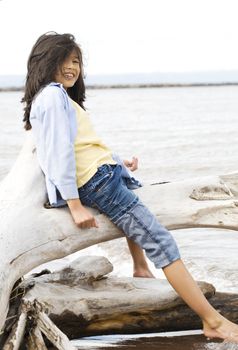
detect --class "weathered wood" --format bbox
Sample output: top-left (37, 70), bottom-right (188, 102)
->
top-left (26, 326), bottom-right (48, 350)
top-left (2, 256), bottom-right (238, 349)
top-left (2, 299), bottom-right (76, 350)
top-left (18, 257), bottom-right (238, 338)
top-left (20, 256), bottom-right (217, 338)
top-left (23, 256), bottom-right (113, 287)
top-left (2, 307), bottom-right (27, 350)
top-left (37, 312), bottom-right (76, 350)
top-left (1, 132), bottom-right (238, 333)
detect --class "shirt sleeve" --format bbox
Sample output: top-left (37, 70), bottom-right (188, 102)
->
top-left (41, 86), bottom-right (79, 200)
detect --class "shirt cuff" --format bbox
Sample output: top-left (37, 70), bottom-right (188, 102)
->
top-left (57, 183), bottom-right (79, 200)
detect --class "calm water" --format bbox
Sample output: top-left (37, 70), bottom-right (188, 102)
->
top-left (1, 86), bottom-right (238, 349)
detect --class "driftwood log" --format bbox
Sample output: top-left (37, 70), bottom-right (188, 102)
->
top-left (1, 132), bottom-right (238, 347)
top-left (18, 256), bottom-right (238, 336)
top-left (1, 256), bottom-right (238, 349)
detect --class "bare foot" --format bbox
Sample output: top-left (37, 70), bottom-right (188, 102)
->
top-left (133, 267), bottom-right (155, 278)
top-left (203, 317), bottom-right (238, 343)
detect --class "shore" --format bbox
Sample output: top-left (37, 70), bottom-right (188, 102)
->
top-left (71, 331), bottom-right (222, 350)
top-left (1, 82), bottom-right (238, 92)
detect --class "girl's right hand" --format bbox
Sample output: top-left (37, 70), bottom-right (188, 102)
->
top-left (67, 199), bottom-right (99, 229)
top-left (123, 156), bottom-right (138, 172)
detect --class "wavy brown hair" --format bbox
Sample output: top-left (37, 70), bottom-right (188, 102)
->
top-left (21, 32), bottom-right (86, 130)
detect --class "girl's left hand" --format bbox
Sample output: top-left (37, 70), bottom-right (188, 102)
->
top-left (123, 156), bottom-right (138, 172)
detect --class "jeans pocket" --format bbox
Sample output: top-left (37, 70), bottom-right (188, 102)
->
top-left (94, 171), bottom-right (114, 193)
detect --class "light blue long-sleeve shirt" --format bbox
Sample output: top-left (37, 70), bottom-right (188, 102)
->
top-left (30, 82), bottom-right (79, 206)
top-left (30, 82), bottom-right (141, 208)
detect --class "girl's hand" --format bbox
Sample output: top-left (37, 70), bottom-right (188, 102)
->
top-left (67, 199), bottom-right (99, 229)
top-left (123, 156), bottom-right (138, 172)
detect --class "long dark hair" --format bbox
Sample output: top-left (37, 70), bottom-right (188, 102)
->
top-left (22, 32), bottom-right (86, 130)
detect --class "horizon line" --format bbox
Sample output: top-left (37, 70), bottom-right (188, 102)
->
top-left (1, 82), bottom-right (238, 92)
top-left (1, 69), bottom-right (238, 77)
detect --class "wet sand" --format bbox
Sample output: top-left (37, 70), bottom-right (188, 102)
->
top-left (71, 332), bottom-right (224, 350)
top-left (94, 335), bottom-right (220, 350)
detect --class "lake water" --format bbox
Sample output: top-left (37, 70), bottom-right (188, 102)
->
top-left (1, 86), bottom-right (238, 349)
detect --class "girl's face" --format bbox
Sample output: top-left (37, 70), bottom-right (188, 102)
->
top-left (54, 50), bottom-right (80, 89)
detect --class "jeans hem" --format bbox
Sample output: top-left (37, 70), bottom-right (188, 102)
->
top-left (127, 203), bottom-right (178, 265)
top-left (154, 255), bottom-right (181, 269)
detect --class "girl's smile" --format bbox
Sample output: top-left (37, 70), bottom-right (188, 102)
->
top-left (55, 50), bottom-right (80, 89)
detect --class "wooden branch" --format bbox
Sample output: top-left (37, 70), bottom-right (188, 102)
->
top-left (3, 307), bottom-right (27, 350)
top-left (26, 326), bottom-right (48, 350)
top-left (2, 298), bottom-right (77, 350)
top-left (37, 311), bottom-right (76, 350)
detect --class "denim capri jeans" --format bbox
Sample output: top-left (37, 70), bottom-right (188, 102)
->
top-left (78, 164), bottom-right (181, 269)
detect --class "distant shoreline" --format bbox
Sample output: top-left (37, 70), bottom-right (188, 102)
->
top-left (1, 82), bottom-right (238, 92)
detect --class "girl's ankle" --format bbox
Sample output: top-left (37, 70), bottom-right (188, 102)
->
top-left (203, 317), bottom-right (223, 331)
top-left (133, 266), bottom-right (155, 278)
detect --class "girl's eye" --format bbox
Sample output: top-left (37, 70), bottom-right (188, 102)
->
top-left (73, 60), bottom-right (80, 64)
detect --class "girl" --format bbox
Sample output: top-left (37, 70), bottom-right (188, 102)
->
top-left (22, 31), bottom-right (238, 343)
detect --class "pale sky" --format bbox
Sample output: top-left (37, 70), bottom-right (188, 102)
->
top-left (0, 0), bottom-right (238, 75)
